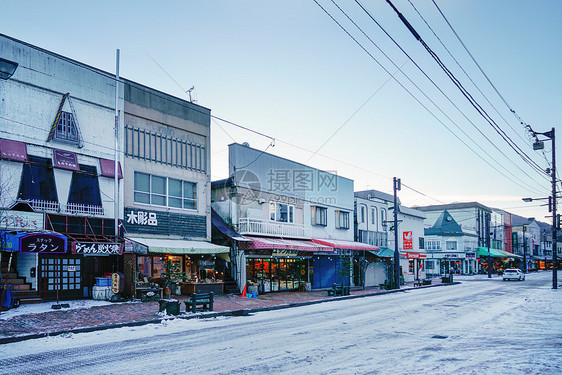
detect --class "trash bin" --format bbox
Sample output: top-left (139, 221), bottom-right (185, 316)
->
top-left (166, 300), bottom-right (180, 315)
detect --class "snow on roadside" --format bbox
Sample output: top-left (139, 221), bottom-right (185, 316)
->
top-left (0, 299), bottom-right (114, 320)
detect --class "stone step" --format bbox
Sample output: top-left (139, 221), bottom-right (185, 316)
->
top-left (5, 278), bottom-right (25, 285)
top-left (19, 297), bottom-right (44, 305)
top-left (1, 273), bottom-right (18, 279)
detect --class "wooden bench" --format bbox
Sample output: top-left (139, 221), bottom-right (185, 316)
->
top-left (184, 292), bottom-right (214, 313)
top-left (327, 283), bottom-right (350, 297)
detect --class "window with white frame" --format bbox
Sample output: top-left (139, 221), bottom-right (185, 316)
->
top-left (426, 239), bottom-right (441, 251)
top-left (446, 241), bottom-right (457, 251)
top-left (311, 206), bottom-right (327, 226)
top-left (54, 111), bottom-right (80, 144)
top-left (134, 172), bottom-right (197, 210)
top-left (360, 205), bottom-right (366, 223)
top-left (381, 209), bottom-right (387, 229)
top-left (269, 202), bottom-right (294, 223)
top-left (335, 210), bottom-right (350, 229)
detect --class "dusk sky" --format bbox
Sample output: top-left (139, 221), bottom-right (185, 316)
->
top-left (3, 0), bottom-right (560, 221)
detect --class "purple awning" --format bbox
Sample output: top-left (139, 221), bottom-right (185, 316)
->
top-left (0, 138), bottom-right (28, 162)
top-left (99, 158), bottom-right (123, 179)
top-left (53, 149), bottom-right (79, 171)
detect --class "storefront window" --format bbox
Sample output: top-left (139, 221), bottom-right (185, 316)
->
top-left (246, 258), bottom-right (308, 293)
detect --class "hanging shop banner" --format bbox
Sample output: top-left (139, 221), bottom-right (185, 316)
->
top-left (465, 252), bottom-right (476, 260)
top-left (53, 149), bottom-right (79, 171)
top-left (0, 138), bottom-right (28, 162)
top-left (72, 242), bottom-right (122, 256)
top-left (99, 158), bottom-right (123, 179)
top-left (403, 231), bottom-right (413, 250)
top-left (20, 233), bottom-right (67, 253)
top-left (0, 210), bottom-right (44, 231)
top-left (111, 273), bottom-right (120, 294)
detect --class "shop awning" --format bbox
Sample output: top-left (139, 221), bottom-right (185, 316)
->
top-left (312, 238), bottom-right (379, 251)
top-left (370, 247), bottom-right (394, 258)
top-left (497, 249), bottom-right (523, 259)
top-left (477, 247), bottom-right (509, 258)
top-left (242, 236), bottom-right (333, 252)
top-left (211, 208), bottom-right (251, 242)
top-left (126, 237), bottom-right (229, 255)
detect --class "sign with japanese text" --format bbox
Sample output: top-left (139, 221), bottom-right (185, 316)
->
top-left (126, 210), bottom-right (158, 226)
top-left (20, 233), bottom-right (67, 253)
top-left (403, 231), bottom-right (413, 250)
top-left (0, 138), bottom-right (28, 162)
top-left (124, 207), bottom-right (206, 238)
top-left (53, 149), bottom-right (79, 171)
top-left (72, 242), bottom-right (122, 256)
top-left (272, 249), bottom-right (300, 257)
top-left (404, 252), bottom-right (426, 259)
top-left (111, 273), bottom-right (120, 294)
top-left (0, 210), bottom-right (44, 231)
top-left (465, 252), bottom-right (476, 259)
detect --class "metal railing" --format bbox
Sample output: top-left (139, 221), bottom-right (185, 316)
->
top-left (24, 199), bottom-right (105, 217)
top-left (237, 217), bottom-right (306, 238)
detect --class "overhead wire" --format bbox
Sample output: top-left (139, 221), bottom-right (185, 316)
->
top-left (311, 0), bottom-right (546, 196)
top-left (385, 0), bottom-right (547, 179)
top-left (335, 0), bottom-right (548, 193)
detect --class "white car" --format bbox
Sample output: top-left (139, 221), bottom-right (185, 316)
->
top-left (503, 269), bottom-right (525, 281)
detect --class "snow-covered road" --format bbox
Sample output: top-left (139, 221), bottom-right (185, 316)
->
top-left (1, 272), bottom-right (560, 374)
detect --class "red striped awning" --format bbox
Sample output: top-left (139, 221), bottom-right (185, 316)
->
top-left (241, 236), bottom-right (333, 252)
top-left (312, 238), bottom-right (379, 251)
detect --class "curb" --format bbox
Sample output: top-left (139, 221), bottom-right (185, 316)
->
top-left (0, 282), bottom-right (460, 345)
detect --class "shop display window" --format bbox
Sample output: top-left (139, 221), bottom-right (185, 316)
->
top-left (246, 257), bottom-right (309, 293)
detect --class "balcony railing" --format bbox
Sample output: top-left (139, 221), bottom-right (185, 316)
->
top-left (358, 230), bottom-right (388, 247)
top-left (237, 217), bottom-right (306, 239)
top-left (23, 199), bottom-right (105, 217)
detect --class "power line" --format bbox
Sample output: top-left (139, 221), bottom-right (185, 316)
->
top-left (311, 0), bottom-right (547, 196)
top-left (407, 0), bottom-right (533, 149)
top-left (337, 0), bottom-right (548, 193)
top-left (385, 0), bottom-right (547, 179)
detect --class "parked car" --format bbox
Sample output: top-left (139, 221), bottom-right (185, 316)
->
top-left (503, 269), bottom-right (525, 281)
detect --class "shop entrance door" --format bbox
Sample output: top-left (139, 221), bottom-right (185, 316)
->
top-left (40, 256), bottom-right (83, 300)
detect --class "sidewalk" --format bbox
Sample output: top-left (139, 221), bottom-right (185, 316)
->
top-left (0, 280), bottom-right (456, 344)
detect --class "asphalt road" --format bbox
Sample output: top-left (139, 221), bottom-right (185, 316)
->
top-left (1, 272), bottom-right (560, 375)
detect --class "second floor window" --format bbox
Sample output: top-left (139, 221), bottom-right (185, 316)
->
top-left (68, 165), bottom-right (101, 207)
top-left (360, 206), bottom-right (366, 223)
top-left (269, 202), bottom-right (294, 223)
top-left (54, 111), bottom-right (80, 144)
top-left (18, 155), bottom-right (58, 202)
top-left (426, 240), bottom-right (441, 251)
top-left (446, 241), bottom-right (457, 251)
top-left (311, 206), bottom-right (327, 226)
top-left (134, 172), bottom-right (197, 210)
top-left (335, 210), bottom-right (350, 229)
top-left (371, 207), bottom-right (377, 226)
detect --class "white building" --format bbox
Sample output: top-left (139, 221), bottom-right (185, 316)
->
top-left (212, 143), bottom-right (376, 292)
top-left (0, 33), bottom-right (123, 302)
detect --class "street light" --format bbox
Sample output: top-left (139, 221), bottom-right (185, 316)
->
top-left (524, 126), bottom-right (558, 289)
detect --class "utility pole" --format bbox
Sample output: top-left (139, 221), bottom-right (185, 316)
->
top-left (393, 177), bottom-right (401, 290)
top-left (523, 225), bottom-right (527, 273)
top-left (486, 212), bottom-right (491, 278)
top-left (550, 128), bottom-right (557, 289)
top-left (527, 126), bottom-right (557, 289)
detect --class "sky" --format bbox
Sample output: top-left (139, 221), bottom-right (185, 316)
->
top-left (2, 0), bottom-right (561, 221)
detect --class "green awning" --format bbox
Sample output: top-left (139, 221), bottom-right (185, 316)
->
top-left (497, 249), bottom-right (523, 259)
top-left (127, 237), bottom-right (229, 255)
top-left (477, 247), bottom-right (509, 258)
top-left (370, 248), bottom-right (394, 258)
